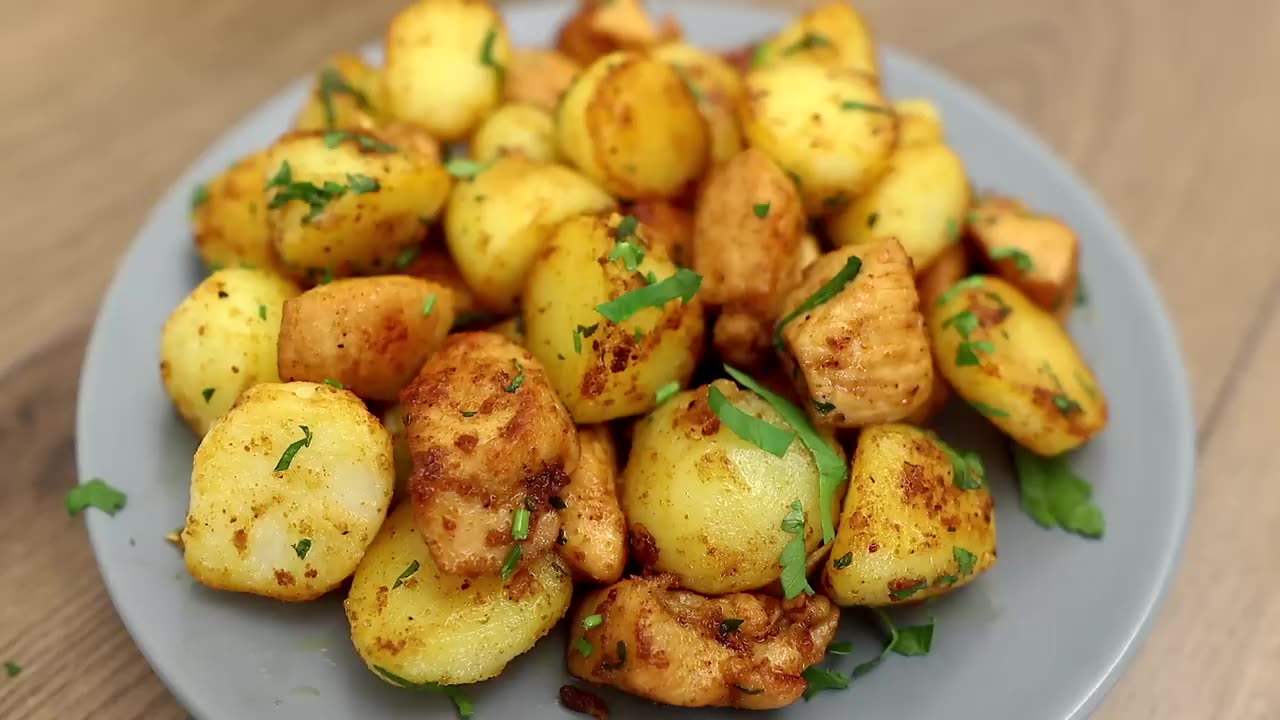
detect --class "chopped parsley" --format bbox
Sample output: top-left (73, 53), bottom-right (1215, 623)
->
top-left (707, 386), bottom-right (795, 458)
top-left (273, 425), bottom-right (314, 472)
top-left (65, 478), bottom-right (127, 517)
top-left (582, 614), bottom-right (604, 630)
top-left (574, 636), bottom-right (593, 657)
top-left (833, 552), bottom-right (853, 569)
top-left (291, 538), bottom-right (312, 560)
top-left (942, 308), bottom-right (994, 367)
top-left (372, 665), bottom-right (474, 718)
top-left (774, 255), bottom-right (862, 351)
top-left (500, 543), bottom-right (522, 581)
top-left (751, 43), bottom-right (769, 68)
top-left (840, 99), bottom-right (894, 115)
top-left (931, 434), bottom-right (985, 490)
top-left (503, 359), bottom-right (524, 393)
top-left (719, 618), bottom-right (744, 635)
top-left (801, 666), bottom-right (848, 699)
top-left (782, 31), bottom-right (832, 55)
top-left (394, 245), bottom-right (420, 268)
top-left (725, 365), bottom-right (847, 543)
top-left (779, 500), bottom-right (816, 599)
top-left (392, 560), bottom-right (420, 589)
top-left (654, 381), bottom-right (680, 405)
top-left (4, 662), bottom-right (20, 678)
top-left (867, 211), bottom-right (879, 228)
top-left (511, 507), bottom-right (531, 541)
top-left (889, 580), bottom-right (927, 601)
top-left (322, 130), bottom-right (397, 153)
top-left (890, 616), bottom-right (935, 656)
top-left (753, 202), bottom-right (771, 218)
top-left (423, 294), bottom-right (437, 316)
top-left (991, 246), bottom-right (1034, 272)
top-left (479, 27), bottom-right (505, 82)
top-left (347, 173), bottom-right (380, 194)
top-left (316, 67), bottom-right (369, 131)
top-left (968, 400), bottom-right (1009, 418)
top-left (595, 268), bottom-right (701, 324)
top-left (935, 275), bottom-right (986, 306)
top-left (445, 158), bottom-right (490, 179)
top-left (615, 214), bottom-right (639, 240)
top-left (827, 641), bottom-right (853, 656)
top-left (1054, 393), bottom-right (1083, 416)
top-left (1012, 445), bottom-right (1104, 538)
top-left (258, 304), bottom-right (268, 321)
top-left (191, 183), bottom-right (210, 211)
top-left (201, 387), bottom-right (215, 403)
top-left (323, 378), bottom-right (345, 389)
top-left (266, 162), bottom-right (379, 223)
top-left (572, 323), bottom-right (599, 354)
top-left (954, 546), bottom-right (977, 576)
top-left (813, 400), bottom-right (836, 415)
top-left (608, 239), bottom-right (646, 273)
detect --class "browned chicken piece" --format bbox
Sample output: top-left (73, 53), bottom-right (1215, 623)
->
top-left (908, 241), bottom-right (969, 424)
top-left (400, 332), bottom-right (580, 577)
top-left (778, 239), bottom-right (934, 427)
top-left (966, 193), bottom-right (1080, 318)
top-left (505, 49), bottom-right (583, 113)
top-left (567, 575), bottom-right (840, 710)
top-left (629, 199), bottom-right (694, 269)
top-left (693, 148), bottom-right (808, 369)
top-left (557, 426), bottom-right (627, 583)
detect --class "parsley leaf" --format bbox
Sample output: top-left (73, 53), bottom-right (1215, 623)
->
top-left (954, 546), bottom-right (977, 576)
top-left (500, 543), bottom-right (522, 581)
top-left (423, 294), bottom-right (437, 316)
top-left (274, 425), bottom-right (314, 472)
top-left (511, 507), bottom-right (531, 541)
top-left (1012, 445), bottom-right (1104, 538)
top-left (595, 268), bottom-right (701, 324)
top-left (1053, 393), bottom-right (1083, 416)
top-left (323, 378), bottom-right (345, 389)
top-left (445, 159), bottom-right (490, 179)
top-left (654, 381), bottom-right (680, 405)
top-left (575, 636), bottom-right (593, 657)
top-left (968, 400), bottom-right (1009, 418)
top-left (615, 214), bottom-right (639, 239)
top-left (891, 617), bottom-right (935, 656)
top-left (801, 666), bottom-right (848, 699)
top-left (258, 304), bottom-right (268, 321)
top-left (582, 614), bottom-right (603, 630)
top-left (707, 386), bottom-right (795, 458)
top-left (573, 323), bottom-right (599, 354)
top-left (779, 500), bottom-right (816, 599)
top-left (991, 246), bottom-right (1034, 272)
top-left (609, 240), bottom-right (646, 273)
top-left (956, 340), bottom-right (995, 367)
top-left (479, 27), bottom-right (505, 82)
top-left (936, 275), bottom-right (986, 306)
top-left (292, 538), bottom-right (312, 559)
top-left (840, 99), bottom-right (894, 114)
top-left (753, 202), bottom-right (771, 218)
top-left (65, 478), bottom-right (127, 517)
top-left (827, 641), bottom-right (853, 655)
top-left (783, 31), bottom-right (832, 55)
top-left (347, 173), bottom-right (380, 194)
top-left (932, 435), bottom-right (985, 490)
top-left (725, 365), bottom-right (847, 544)
top-left (813, 400), bottom-right (836, 415)
top-left (372, 665), bottom-right (474, 718)
top-left (4, 662), bottom-right (20, 678)
top-left (774, 255), bottom-right (862, 351)
top-left (392, 560), bottom-right (420, 589)
top-left (719, 618), bottom-right (744, 634)
top-left (394, 245), bottom-right (420, 268)
top-left (201, 387), bottom-right (215, 403)
top-left (323, 130), bottom-right (397, 153)
top-left (833, 552), bottom-right (852, 569)
top-left (889, 580), bottom-right (927, 600)
top-left (504, 359), bottom-right (524, 393)
top-left (316, 67), bottom-right (369, 131)
top-left (191, 183), bottom-right (210, 211)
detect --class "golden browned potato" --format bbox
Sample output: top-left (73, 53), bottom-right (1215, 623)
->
top-left (398, 245), bottom-right (484, 319)
top-left (487, 316), bottom-right (525, 346)
top-left (893, 98), bottom-right (944, 148)
top-left (294, 52), bottom-right (385, 132)
top-left (908, 242), bottom-right (969, 424)
top-left (619, 382), bottom-right (841, 594)
top-left (928, 276), bottom-right (1106, 455)
top-left (160, 268), bottom-right (301, 436)
top-left (277, 276), bottom-right (455, 402)
top-left (629, 199), bottom-right (694, 268)
top-left (471, 103), bottom-right (560, 163)
top-left (826, 141), bottom-right (970, 274)
top-left (347, 502), bottom-right (572, 685)
top-left (264, 130), bottom-right (451, 281)
top-left (375, 121), bottom-right (444, 165)
top-left (522, 213), bottom-right (705, 423)
top-left (555, 0), bottom-right (679, 65)
top-left (651, 42), bottom-right (747, 165)
top-left (822, 424), bottom-right (997, 607)
top-left (740, 62), bottom-right (895, 215)
top-left (183, 382), bottom-right (395, 601)
top-left (693, 148), bottom-right (807, 368)
top-left (557, 425), bottom-right (626, 583)
top-left (505, 48), bottom-right (582, 112)
top-left (967, 194), bottom-right (1080, 315)
top-left (557, 51), bottom-right (709, 199)
top-left (778, 240), bottom-right (934, 428)
top-left (400, 332), bottom-right (580, 577)
top-left (383, 0), bottom-right (510, 142)
top-left (192, 150), bottom-right (282, 273)
top-left (445, 155), bottom-right (615, 313)
top-left (752, 1), bottom-right (878, 77)
top-left (568, 576), bottom-right (840, 709)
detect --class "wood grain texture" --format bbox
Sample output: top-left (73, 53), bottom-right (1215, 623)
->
top-left (0, 0), bottom-right (1275, 718)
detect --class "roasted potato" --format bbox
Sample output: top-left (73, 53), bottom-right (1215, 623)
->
top-left (557, 52), bottom-right (709, 199)
top-left (294, 52), bottom-right (384, 132)
top-left (182, 382), bottom-right (395, 600)
top-left (557, 425), bottom-right (626, 583)
top-left (651, 42), bottom-right (746, 165)
top-left (192, 150), bottom-right (282, 273)
top-left (397, 245), bottom-right (484, 318)
top-left (488, 316), bottom-right (525, 346)
top-left (160, 268), bottom-right (301, 436)
top-left (505, 48), bottom-right (581, 112)
top-left (908, 242), bottom-right (969, 424)
top-left (752, 1), bottom-right (878, 77)
top-left (400, 332), bottom-right (580, 577)
top-left (471, 103), bottom-right (560, 163)
top-left (822, 423), bottom-right (997, 606)
top-left (928, 275), bottom-right (1107, 454)
top-left (278, 276), bottom-right (455, 402)
top-left (383, 0), bottom-right (510, 142)
top-left (967, 194), bottom-right (1080, 314)
top-left (347, 502), bottom-right (573, 685)
top-left (522, 213), bottom-right (705, 423)
top-left (740, 62), bottom-right (895, 215)
top-left (893, 98), bottom-right (945, 148)
top-left (445, 155), bottom-right (615, 313)
top-left (693, 148), bottom-right (807, 368)
top-left (555, 0), bottom-right (679, 65)
top-left (619, 382), bottom-right (841, 594)
top-left (568, 575), bottom-right (839, 709)
top-left (628, 199), bottom-right (694, 268)
top-left (778, 240), bottom-right (934, 428)
top-left (264, 130), bottom-right (451, 281)
top-left (826, 141), bottom-right (970, 274)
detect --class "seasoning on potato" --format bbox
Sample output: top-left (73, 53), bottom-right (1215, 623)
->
top-left (751, 0), bottom-right (879, 77)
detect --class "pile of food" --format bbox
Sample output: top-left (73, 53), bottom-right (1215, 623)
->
top-left (154, 0), bottom-right (1109, 715)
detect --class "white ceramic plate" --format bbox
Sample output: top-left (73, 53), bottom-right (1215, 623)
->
top-left (76, 2), bottom-right (1196, 718)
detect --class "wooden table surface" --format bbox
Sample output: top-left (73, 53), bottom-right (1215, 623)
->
top-left (2, 0), bottom-right (1277, 718)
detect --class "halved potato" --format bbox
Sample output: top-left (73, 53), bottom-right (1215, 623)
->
top-left (555, 0), bottom-right (679, 65)
top-left (752, 1), bottom-right (878, 76)
top-left (192, 150), bottom-right (282, 273)
top-left (522, 213), bottom-right (705, 423)
top-left (383, 0), bottom-right (510, 141)
top-left (445, 155), bottom-right (615, 313)
top-left (505, 48), bottom-right (581, 112)
top-left (182, 382), bottom-right (394, 601)
top-left (471, 103), bottom-right (559, 163)
top-left (347, 502), bottom-right (573, 686)
top-left (160, 268), bottom-right (300, 436)
top-left (967, 194), bottom-right (1080, 315)
top-left (740, 62), bottom-right (895, 215)
top-left (928, 275), bottom-right (1106, 454)
top-left (294, 52), bottom-right (384, 132)
top-left (557, 51), bottom-right (709, 199)
top-left (893, 98), bottom-right (944, 147)
top-left (651, 42), bottom-right (746, 165)
top-left (822, 423), bottom-right (996, 607)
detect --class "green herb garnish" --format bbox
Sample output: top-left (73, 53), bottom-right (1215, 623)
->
top-left (65, 478), bottom-right (127, 517)
top-left (582, 614), bottom-right (603, 630)
top-left (316, 67), bottom-right (369, 131)
top-left (445, 159), bottom-right (490, 179)
top-left (833, 552), bottom-right (853, 569)
top-left (840, 100), bottom-right (894, 114)
top-left (503, 359), bottom-right (524, 393)
top-left (954, 546), bottom-right (977, 576)
top-left (347, 173), bottom-right (380, 194)
top-left (273, 425), bottom-right (314, 472)
top-left (480, 27), bottom-right (505, 82)
top-left (936, 275), bottom-right (986, 306)
top-left (609, 239), bottom-right (646, 273)
top-left (753, 203), bottom-right (771, 218)
top-left (372, 665), bottom-right (474, 718)
top-left (1012, 445), bottom-right (1104, 538)
top-left (707, 386), bottom-right (795, 458)
top-left (4, 662), bottom-right (20, 678)
top-left (292, 538), bottom-right (312, 560)
top-left (500, 543), bottom-right (522, 581)
top-left (968, 400), bottom-right (1009, 418)
top-left (827, 641), bottom-right (853, 656)
top-left (201, 387), bottom-right (215, 403)
top-left (423, 294), bottom-right (437, 316)
top-left (990, 246), bottom-right (1034, 272)
top-left (783, 31), bottom-right (832, 55)
top-left (511, 507), bottom-right (531, 541)
top-left (394, 245), bottom-right (420, 268)
top-left (574, 636), bottom-right (593, 657)
top-left (572, 323), bottom-right (599, 354)
top-left (392, 560), bottom-right (420, 589)
top-left (323, 379), bottom-right (345, 389)
top-left (719, 618), bottom-right (744, 635)
top-left (779, 500), bottom-right (816, 599)
top-left (595, 268), bottom-right (701, 324)
top-left (654, 381), bottom-right (680, 405)
top-left (774, 255), bottom-right (862, 351)
top-left (258, 304), bottom-right (268, 320)
top-left (191, 183), bottom-right (210, 211)
top-left (323, 130), bottom-right (397, 153)
top-left (891, 617), bottom-right (935, 656)
top-left (801, 666), bottom-right (848, 699)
